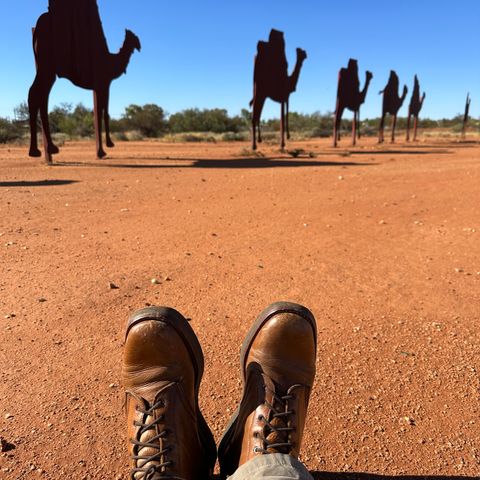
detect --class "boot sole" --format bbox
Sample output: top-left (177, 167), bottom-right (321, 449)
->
top-left (126, 306), bottom-right (217, 478)
top-left (218, 301), bottom-right (317, 478)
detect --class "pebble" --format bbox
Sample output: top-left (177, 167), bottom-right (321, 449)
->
top-left (151, 278), bottom-right (161, 285)
top-left (108, 282), bottom-right (119, 290)
top-left (38, 297), bottom-right (47, 303)
top-left (5, 413), bottom-right (14, 420)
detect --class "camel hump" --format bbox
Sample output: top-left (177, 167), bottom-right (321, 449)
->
top-left (338, 66), bottom-right (358, 95)
top-left (48, 0), bottom-right (109, 87)
top-left (254, 33), bottom-right (288, 82)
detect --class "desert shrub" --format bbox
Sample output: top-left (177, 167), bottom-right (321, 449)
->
top-left (51, 133), bottom-right (68, 146)
top-left (221, 132), bottom-right (248, 142)
top-left (179, 133), bottom-right (217, 143)
top-left (0, 118), bottom-right (22, 143)
top-left (114, 131), bottom-right (128, 141)
top-left (309, 127), bottom-right (331, 138)
top-left (125, 130), bottom-right (145, 141)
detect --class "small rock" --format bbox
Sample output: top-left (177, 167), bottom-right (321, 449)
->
top-left (109, 383), bottom-right (118, 389)
top-left (403, 416), bottom-right (415, 425)
top-left (164, 276), bottom-right (171, 282)
top-left (454, 268), bottom-right (464, 273)
top-left (108, 282), bottom-right (119, 290)
top-left (379, 220), bottom-right (386, 225)
top-left (151, 278), bottom-right (161, 285)
top-left (38, 297), bottom-right (47, 303)
top-left (338, 175), bottom-right (344, 180)
top-left (5, 413), bottom-right (14, 420)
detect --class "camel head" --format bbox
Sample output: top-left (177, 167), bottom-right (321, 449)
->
top-left (366, 70), bottom-right (373, 82)
top-left (402, 85), bottom-right (408, 98)
top-left (296, 48), bottom-right (307, 62)
top-left (124, 29), bottom-right (141, 52)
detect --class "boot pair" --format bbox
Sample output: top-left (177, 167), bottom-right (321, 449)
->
top-left (123, 301), bottom-right (317, 479)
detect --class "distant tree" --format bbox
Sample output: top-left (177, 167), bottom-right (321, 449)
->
top-left (169, 108), bottom-right (243, 133)
top-left (123, 104), bottom-right (167, 137)
top-left (13, 102), bottom-right (30, 123)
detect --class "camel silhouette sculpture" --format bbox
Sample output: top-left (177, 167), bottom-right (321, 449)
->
top-left (461, 93), bottom-right (471, 140)
top-left (250, 29), bottom-right (307, 150)
top-left (378, 70), bottom-right (408, 143)
top-left (406, 75), bottom-right (426, 142)
top-left (333, 59), bottom-right (373, 147)
top-left (28, 0), bottom-right (141, 160)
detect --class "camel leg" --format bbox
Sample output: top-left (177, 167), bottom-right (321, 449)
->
top-left (333, 101), bottom-right (343, 148)
top-left (280, 101), bottom-right (286, 151)
top-left (413, 116), bottom-right (418, 141)
top-left (29, 71), bottom-right (58, 158)
top-left (357, 108), bottom-right (361, 140)
top-left (378, 113), bottom-right (385, 144)
top-left (28, 77), bottom-right (42, 157)
top-left (93, 90), bottom-right (107, 159)
top-left (103, 88), bottom-right (114, 148)
top-left (251, 96), bottom-right (265, 151)
top-left (406, 113), bottom-right (411, 142)
top-left (286, 99), bottom-right (290, 140)
top-left (391, 114), bottom-right (397, 143)
top-left (351, 111), bottom-right (357, 146)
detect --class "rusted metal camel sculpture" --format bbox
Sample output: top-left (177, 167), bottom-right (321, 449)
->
top-left (333, 59), bottom-right (373, 147)
top-left (250, 29), bottom-right (307, 150)
top-left (406, 75), bottom-right (426, 142)
top-left (461, 93), bottom-right (471, 140)
top-left (28, 0), bottom-right (141, 160)
top-left (378, 70), bottom-right (408, 143)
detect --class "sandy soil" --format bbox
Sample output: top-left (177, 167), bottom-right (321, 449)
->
top-left (1, 137), bottom-right (479, 479)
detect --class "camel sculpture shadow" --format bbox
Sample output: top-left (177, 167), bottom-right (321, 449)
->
top-left (52, 157), bottom-right (376, 170)
top-left (28, 0), bottom-right (140, 161)
top-left (251, 29), bottom-right (307, 151)
top-left (378, 71), bottom-right (408, 144)
top-left (0, 179), bottom-right (78, 188)
top-left (333, 59), bottom-right (373, 147)
top-left (406, 75), bottom-right (426, 142)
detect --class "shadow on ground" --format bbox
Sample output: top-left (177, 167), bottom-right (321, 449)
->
top-left (0, 179), bottom-right (79, 187)
top-left (53, 157), bottom-right (376, 169)
top-left (349, 149), bottom-right (451, 155)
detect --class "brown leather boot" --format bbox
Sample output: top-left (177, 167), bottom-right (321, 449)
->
top-left (218, 302), bottom-right (317, 478)
top-left (123, 306), bottom-right (216, 479)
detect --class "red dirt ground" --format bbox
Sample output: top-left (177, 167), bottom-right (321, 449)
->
top-left (1, 137), bottom-right (479, 479)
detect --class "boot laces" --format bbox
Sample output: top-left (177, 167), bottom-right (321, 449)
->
top-left (254, 384), bottom-right (299, 454)
top-left (129, 397), bottom-right (180, 480)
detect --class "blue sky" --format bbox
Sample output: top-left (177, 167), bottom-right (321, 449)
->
top-left (0, 0), bottom-right (479, 120)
